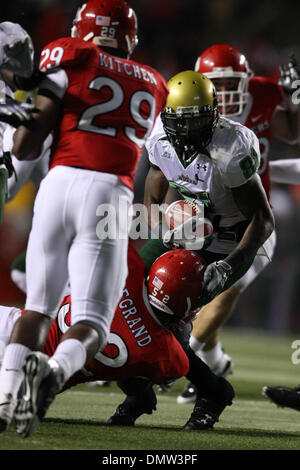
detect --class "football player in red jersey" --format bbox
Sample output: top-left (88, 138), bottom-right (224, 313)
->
top-left (0, 244), bottom-right (234, 434)
top-left (0, 0), bottom-right (169, 435)
top-left (177, 44), bottom-right (300, 403)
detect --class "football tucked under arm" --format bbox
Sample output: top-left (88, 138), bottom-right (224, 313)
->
top-left (163, 199), bottom-right (213, 251)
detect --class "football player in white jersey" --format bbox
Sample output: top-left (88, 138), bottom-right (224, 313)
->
top-left (181, 46), bottom-right (300, 402)
top-left (141, 69), bottom-right (274, 389)
top-left (0, 22), bottom-right (39, 223)
top-left (0, 22), bottom-right (51, 293)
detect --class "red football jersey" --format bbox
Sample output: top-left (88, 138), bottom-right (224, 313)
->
top-left (39, 37), bottom-right (169, 190)
top-left (238, 76), bottom-right (284, 199)
top-left (41, 244), bottom-right (189, 390)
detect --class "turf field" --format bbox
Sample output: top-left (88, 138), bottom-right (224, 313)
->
top-left (1, 327), bottom-right (300, 453)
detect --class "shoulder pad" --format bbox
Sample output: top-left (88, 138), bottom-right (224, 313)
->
top-left (39, 37), bottom-right (97, 72)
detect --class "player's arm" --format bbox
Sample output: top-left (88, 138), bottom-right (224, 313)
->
top-left (228, 174), bottom-right (274, 268)
top-left (271, 101), bottom-right (300, 143)
top-left (12, 92), bottom-right (61, 161)
top-left (144, 164), bottom-right (169, 234)
top-left (201, 174), bottom-right (274, 305)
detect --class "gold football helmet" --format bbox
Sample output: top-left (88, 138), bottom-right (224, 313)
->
top-left (161, 71), bottom-right (219, 162)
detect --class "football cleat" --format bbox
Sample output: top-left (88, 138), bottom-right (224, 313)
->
top-left (262, 385), bottom-right (300, 411)
top-left (183, 397), bottom-right (224, 430)
top-left (14, 352), bottom-right (65, 437)
top-left (183, 380), bottom-right (234, 430)
top-left (107, 387), bottom-right (157, 426)
top-left (0, 390), bottom-right (17, 434)
top-left (177, 382), bottom-right (197, 404)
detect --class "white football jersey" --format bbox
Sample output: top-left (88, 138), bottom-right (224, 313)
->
top-left (146, 116), bottom-right (261, 253)
top-left (3, 123), bottom-right (51, 201)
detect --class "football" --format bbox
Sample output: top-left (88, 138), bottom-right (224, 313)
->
top-left (165, 199), bottom-right (200, 230)
top-left (164, 199), bottom-right (214, 242)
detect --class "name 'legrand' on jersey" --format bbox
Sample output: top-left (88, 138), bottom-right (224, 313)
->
top-left (118, 287), bottom-right (152, 347)
top-left (146, 115), bottom-right (261, 254)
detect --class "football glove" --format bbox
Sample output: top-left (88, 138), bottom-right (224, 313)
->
top-left (200, 260), bottom-right (233, 306)
top-left (163, 216), bottom-right (210, 251)
top-left (279, 54), bottom-right (300, 96)
top-left (0, 96), bottom-right (35, 128)
top-left (0, 22), bottom-right (34, 77)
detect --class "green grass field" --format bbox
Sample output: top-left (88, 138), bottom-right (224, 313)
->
top-left (1, 327), bottom-right (300, 452)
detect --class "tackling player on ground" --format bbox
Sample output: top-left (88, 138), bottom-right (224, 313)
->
top-left (0, 243), bottom-right (234, 435)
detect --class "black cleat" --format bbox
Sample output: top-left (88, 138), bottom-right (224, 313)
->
top-left (183, 397), bottom-right (223, 430)
top-left (107, 387), bottom-right (157, 426)
top-left (183, 378), bottom-right (234, 430)
top-left (262, 385), bottom-right (300, 411)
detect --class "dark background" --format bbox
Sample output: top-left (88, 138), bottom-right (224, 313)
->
top-left (1, 0), bottom-right (300, 333)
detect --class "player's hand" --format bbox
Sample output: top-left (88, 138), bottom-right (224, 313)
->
top-left (0, 22), bottom-right (34, 77)
top-left (278, 54), bottom-right (300, 96)
top-left (0, 97), bottom-right (36, 128)
top-left (200, 260), bottom-right (233, 305)
top-left (163, 216), bottom-right (209, 251)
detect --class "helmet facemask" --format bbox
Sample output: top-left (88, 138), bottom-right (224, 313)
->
top-left (206, 72), bottom-right (249, 117)
top-left (195, 44), bottom-right (254, 117)
top-left (161, 102), bottom-right (219, 164)
top-left (161, 71), bottom-right (219, 165)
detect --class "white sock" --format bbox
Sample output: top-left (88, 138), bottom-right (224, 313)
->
top-left (51, 339), bottom-right (87, 382)
top-left (189, 335), bottom-right (206, 354)
top-left (0, 343), bottom-right (30, 398)
top-left (198, 341), bottom-right (223, 368)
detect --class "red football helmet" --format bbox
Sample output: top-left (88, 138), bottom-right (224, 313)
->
top-left (147, 249), bottom-right (207, 324)
top-left (195, 44), bottom-right (253, 116)
top-left (71, 0), bottom-right (138, 58)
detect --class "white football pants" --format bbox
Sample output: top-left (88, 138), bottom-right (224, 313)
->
top-left (25, 165), bottom-right (133, 340)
